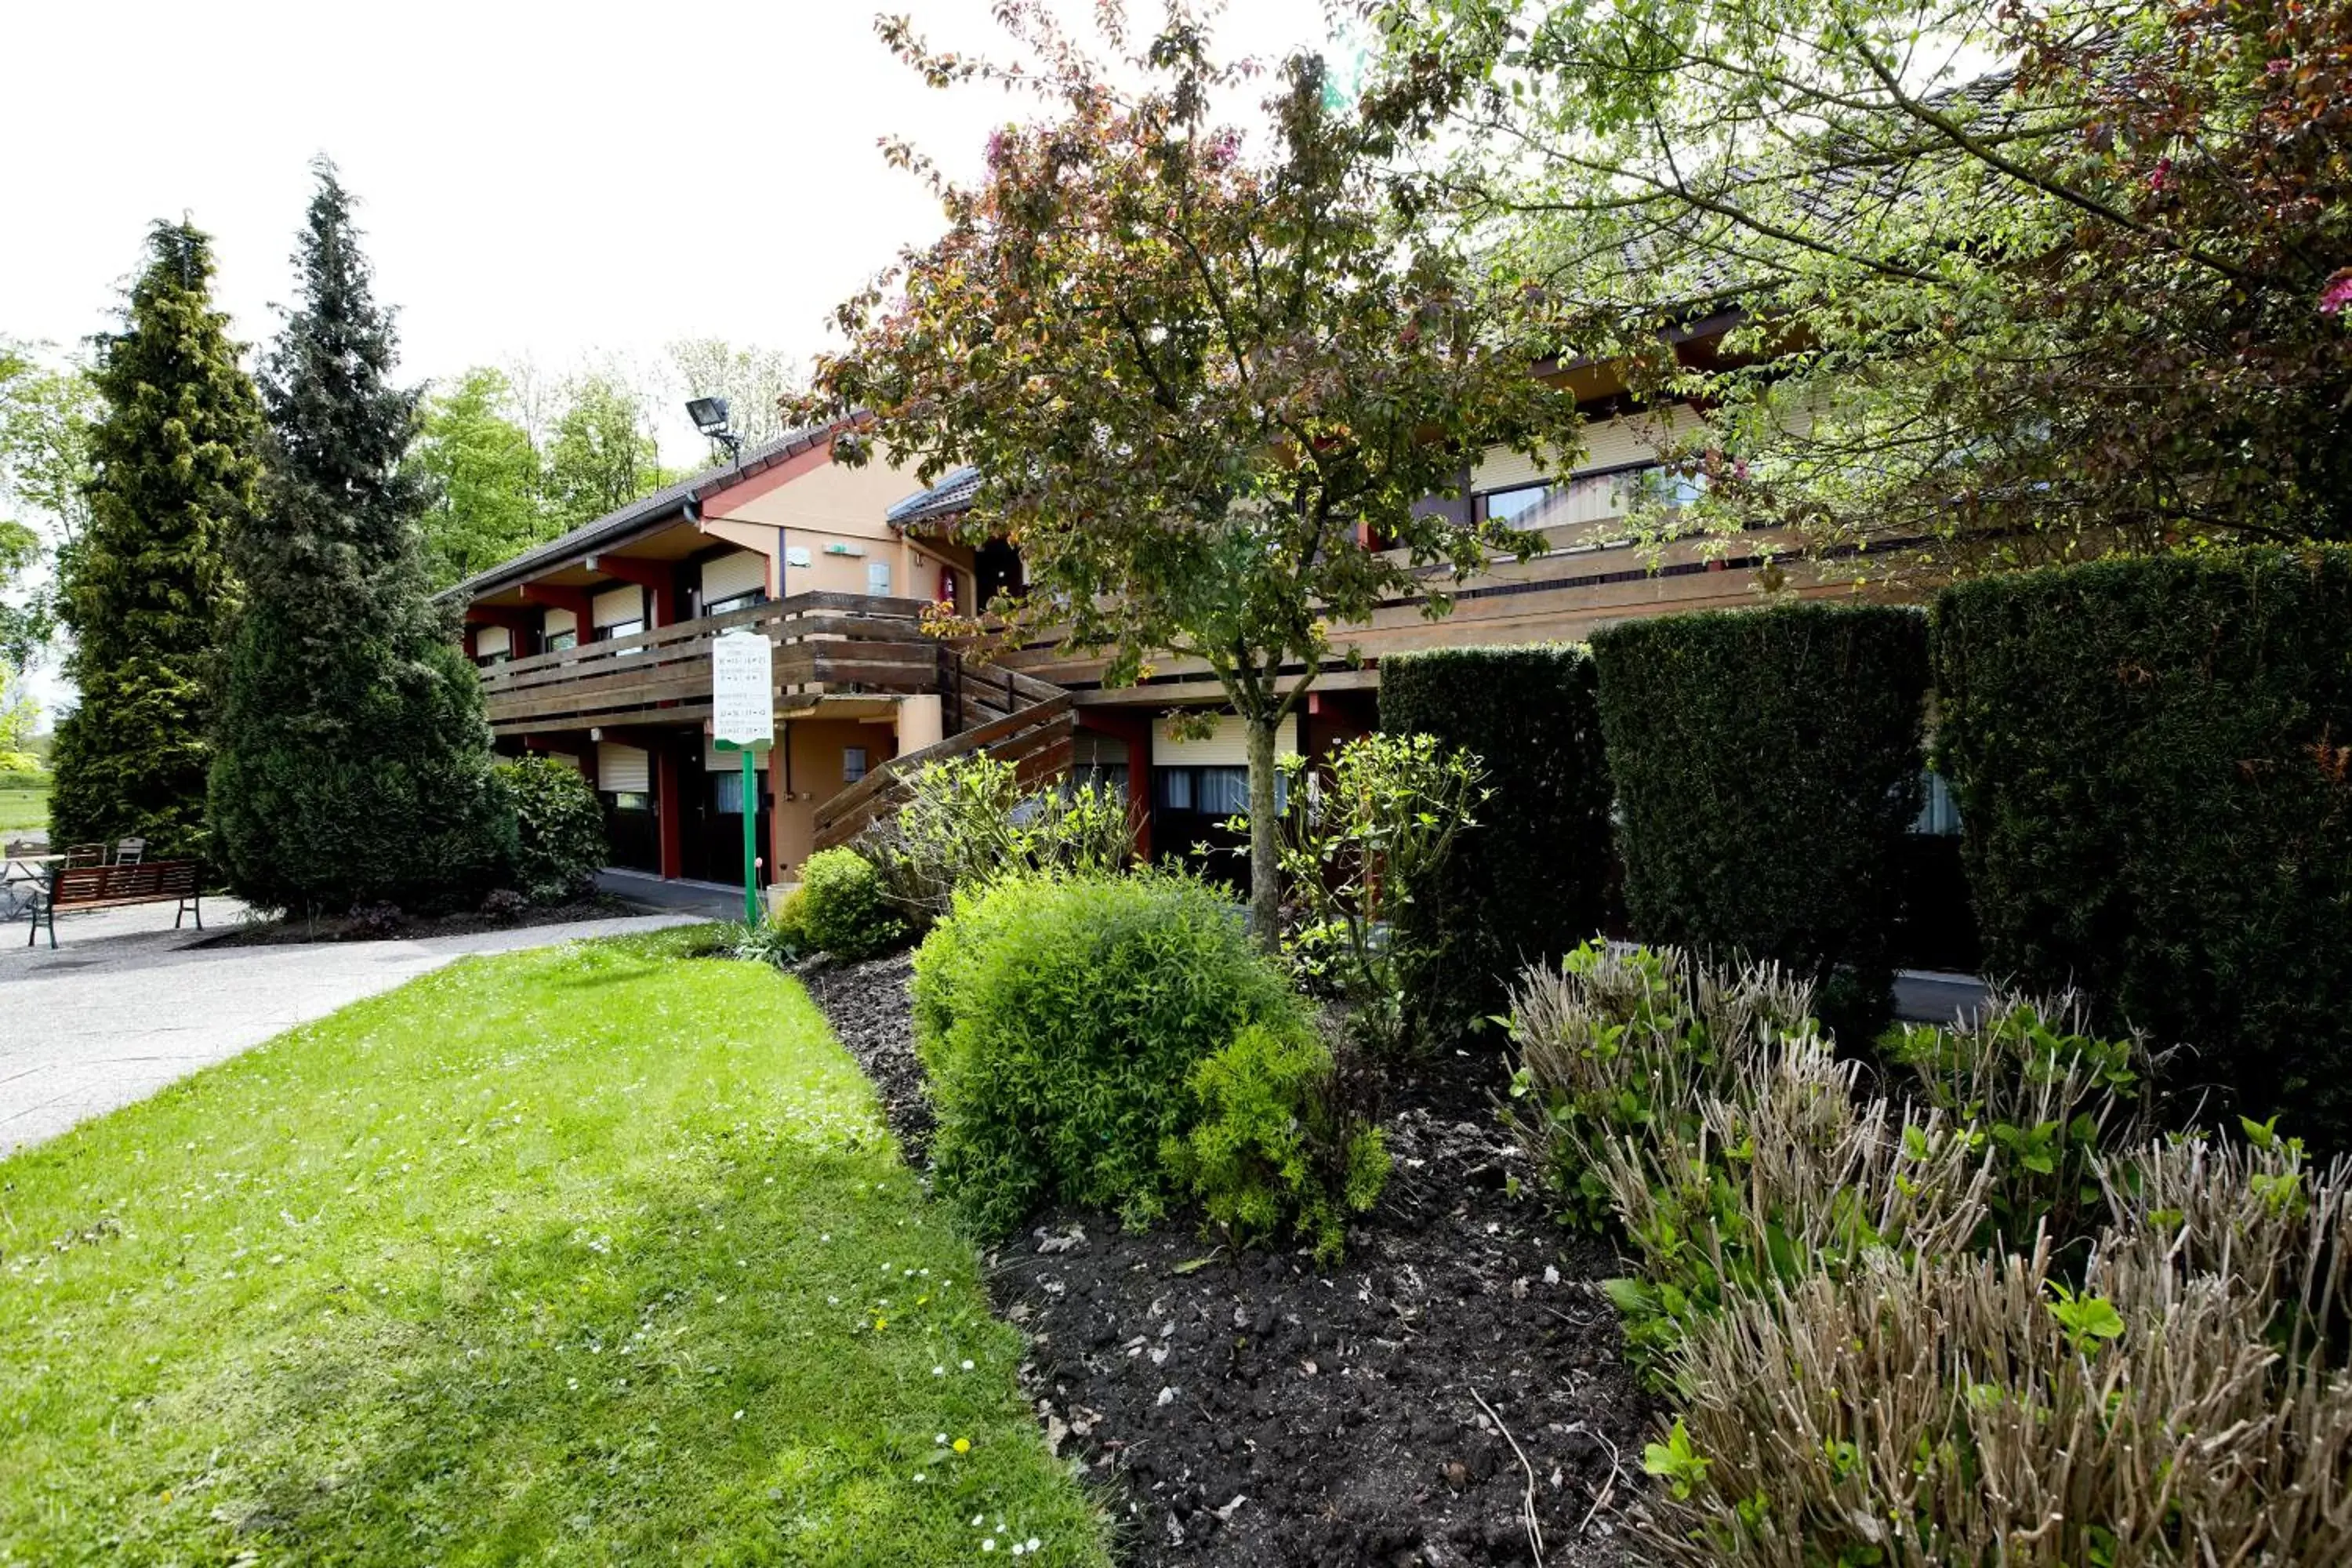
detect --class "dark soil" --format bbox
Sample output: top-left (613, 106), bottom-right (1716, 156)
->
top-left (800, 950), bottom-right (1658, 1566)
top-left (194, 892), bottom-right (647, 947)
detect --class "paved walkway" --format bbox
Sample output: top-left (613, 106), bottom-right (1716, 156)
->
top-left (2, 902), bottom-right (699, 1156)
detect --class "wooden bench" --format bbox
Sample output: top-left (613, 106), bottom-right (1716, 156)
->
top-left (26, 859), bottom-right (204, 949)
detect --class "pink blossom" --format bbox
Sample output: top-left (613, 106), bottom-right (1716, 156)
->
top-left (2147, 158), bottom-right (2172, 191)
top-left (2321, 269), bottom-right (2352, 318)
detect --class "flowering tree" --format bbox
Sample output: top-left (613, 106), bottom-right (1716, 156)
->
top-left (804, 6), bottom-right (1581, 940)
top-left (1373, 0), bottom-right (2352, 571)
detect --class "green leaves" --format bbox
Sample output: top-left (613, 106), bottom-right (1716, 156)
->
top-left (1642, 1417), bottom-right (1711, 1501)
top-left (2043, 1283), bottom-right (2126, 1356)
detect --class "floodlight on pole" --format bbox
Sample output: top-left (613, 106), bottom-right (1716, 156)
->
top-left (687, 397), bottom-right (743, 464)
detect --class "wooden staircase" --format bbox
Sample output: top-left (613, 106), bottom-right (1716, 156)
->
top-left (809, 657), bottom-right (1075, 852)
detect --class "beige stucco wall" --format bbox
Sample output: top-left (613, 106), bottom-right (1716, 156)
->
top-left (768, 713), bottom-right (900, 877)
top-left (706, 448), bottom-right (978, 604)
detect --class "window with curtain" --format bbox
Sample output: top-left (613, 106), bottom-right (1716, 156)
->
top-left (844, 746), bottom-right (869, 784)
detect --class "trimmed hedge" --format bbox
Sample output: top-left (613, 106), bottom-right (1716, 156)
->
top-left (798, 846), bottom-right (909, 960)
top-left (1932, 547), bottom-right (2352, 1145)
top-left (1591, 602), bottom-right (1930, 1034)
top-left (1378, 644), bottom-right (1613, 1044)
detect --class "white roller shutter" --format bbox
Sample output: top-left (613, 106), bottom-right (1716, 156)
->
top-left (1152, 713), bottom-right (1298, 768)
top-left (542, 607), bottom-right (576, 638)
top-left (701, 550), bottom-right (767, 603)
top-left (597, 742), bottom-right (650, 794)
top-left (592, 586), bottom-right (643, 630)
top-left (474, 626), bottom-right (510, 658)
top-left (1469, 409), bottom-right (1701, 493)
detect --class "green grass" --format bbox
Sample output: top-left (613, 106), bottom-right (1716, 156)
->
top-left (0, 930), bottom-right (1109, 1566)
top-left (0, 782), bottom-right (45, 834)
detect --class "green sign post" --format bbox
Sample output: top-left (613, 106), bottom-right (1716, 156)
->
top-left (710, 630), bottom-right (776, 928)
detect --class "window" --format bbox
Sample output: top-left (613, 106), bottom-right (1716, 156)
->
top-left (866, 560), bottom-right (892, 597)
top-left (597, 619), bottom-right (644, 642)
top-left (543, 630), bottom-right (578, 652)
top-left (608, 790), bottom-right (652, 812)
top-left (712, 769), bottom-right (746, 815)
top-left (474, 649), bottom-right (512, 668)
top-left (1152, 765), bottom-right (1258, 816)
top-left (1479, 483), bottom-right (1554, 525)
top-left (703, 590), bottom-right (764, 618)
top-left (843, 746), bottom-right (869, 784)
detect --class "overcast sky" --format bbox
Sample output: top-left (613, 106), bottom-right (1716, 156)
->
top-left (4, 0), bottom-right (1339, 717)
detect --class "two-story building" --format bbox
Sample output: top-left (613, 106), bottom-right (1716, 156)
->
top-left (445, 419), bottom-right (1040, 894)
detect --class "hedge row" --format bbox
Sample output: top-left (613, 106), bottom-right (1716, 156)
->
top-left (1590, 603), bottom-right (1931, 1036)
top-left (1377, 645), bottom-right (1613, 1042)
top-left (1933, 546), bottom-right (2352, 1145)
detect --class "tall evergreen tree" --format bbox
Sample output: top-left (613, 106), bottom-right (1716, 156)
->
top-left (209, 162), bottom-right (510, 913)
top-left (50, 223), bottom-right (260, 858)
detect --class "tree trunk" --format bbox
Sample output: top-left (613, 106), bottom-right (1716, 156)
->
top-left (1246, 710), bottom-right (1281, 952)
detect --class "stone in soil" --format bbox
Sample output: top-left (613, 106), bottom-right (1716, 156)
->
top-left (801, 949), bottom-right (1656, 1566)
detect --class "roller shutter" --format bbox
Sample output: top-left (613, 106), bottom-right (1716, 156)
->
top-left (474, 626), bottom-right (510, 658)
top-left (701, 550), bottom-right (767, 603)
top-left (592, 586), bottom-right (643, 630)
top-left (597, 742), bottom-right (650, 794)
top-left (542, 607), bottom-right (576, 638)
top-left (1152, 713), bottom-right (1298, 767)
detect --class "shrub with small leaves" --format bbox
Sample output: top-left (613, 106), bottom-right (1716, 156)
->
top-left (797, 846), bottom-right (909, 960)
top-left (912, 869), bottom-right (1301, 1237)
top-left (1161, 1019), bottom-right (1389, 1265)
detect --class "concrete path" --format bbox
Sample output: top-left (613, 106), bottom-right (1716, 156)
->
top-left (2, 902), bottom-right (702, 1156)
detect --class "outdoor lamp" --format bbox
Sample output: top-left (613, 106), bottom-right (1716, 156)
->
top-left (688, 397), bottom-right (744, 463)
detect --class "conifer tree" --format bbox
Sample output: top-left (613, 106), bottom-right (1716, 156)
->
top-left (210, 162), bottom-right (510, 913)
top-left (50, 223), bottom-right (260, 859)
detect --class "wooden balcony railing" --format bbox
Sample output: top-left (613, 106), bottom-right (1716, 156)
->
top-left (811, 669), bottom-right (1074, 852)
top-left (474, 590), bottom-right (949, 736)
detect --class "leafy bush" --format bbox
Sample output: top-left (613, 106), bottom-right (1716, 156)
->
top-left (1591, 602), bottom-right (1930, 1037)
top-left (1265, 732), bottom-right (1485, 1060)
top-left (1642, 1134), bottom-right (2352, 1566)
top-left (911, 870), bottom-right (1301, 1236)
top-left (1378, 644), bottom-right (1613, 1044)
top-left (857, 753), bottom-right (1132, 930)
top-left (492, 757), bottom-right (606, 904)
top-left (1886, 993), bottom-right (2153, 1254)
top-left (1931, 546), bottom-right (2352, 1147)
top-left (1161, 1020), bottom-right (1390, 1265)
top-left (795, 847), bottom-right (909, 960)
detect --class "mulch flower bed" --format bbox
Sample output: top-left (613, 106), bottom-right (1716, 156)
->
top-left (803, 950), bottom-right (1657, 1567)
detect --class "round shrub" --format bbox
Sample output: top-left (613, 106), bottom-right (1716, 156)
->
top-left (493, 756), bottom-right (606, 905)
top-left (911, 869), bottom-right (1302, 1236)
top-left (798, 846), bottom-right (909, 960)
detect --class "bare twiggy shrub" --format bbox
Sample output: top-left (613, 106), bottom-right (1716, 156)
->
top-left (1644, 1139), bottom-right (2352, 1566)
top-left (855, 753), bottom-right (1133, 930)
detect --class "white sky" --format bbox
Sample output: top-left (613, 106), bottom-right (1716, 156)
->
top-left (5, 0), bottom-right (1338, 720)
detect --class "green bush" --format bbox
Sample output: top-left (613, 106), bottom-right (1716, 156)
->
top-left (911, 870), bottom-right (1301, 1236)
top-left (1378, 644), bottom-right (1613, 1044)
top-left (1931, 546), bottom-right (2352, 1147)
top-left (1268, 732), bottom-right (1485, 1060)
top-left (858, 753), bottom-right (1132, 931)
top-left (1592, 602), bottom-right (1929, 1036)
top-left (492, 757), bottom-right (606, 904)
top-left (1160, 1020), bottom-right (1390, 1265)
top-left (797, 847), bottom-right (909, 960)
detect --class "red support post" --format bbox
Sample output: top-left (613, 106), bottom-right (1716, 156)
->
top-left (655, 745), bottom-right (684, 880)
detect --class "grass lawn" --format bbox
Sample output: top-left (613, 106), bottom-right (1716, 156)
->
top-left (0, 782), bottom-right (45, 834)
top-left (0, 931), bottom-right (1109, 1566)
